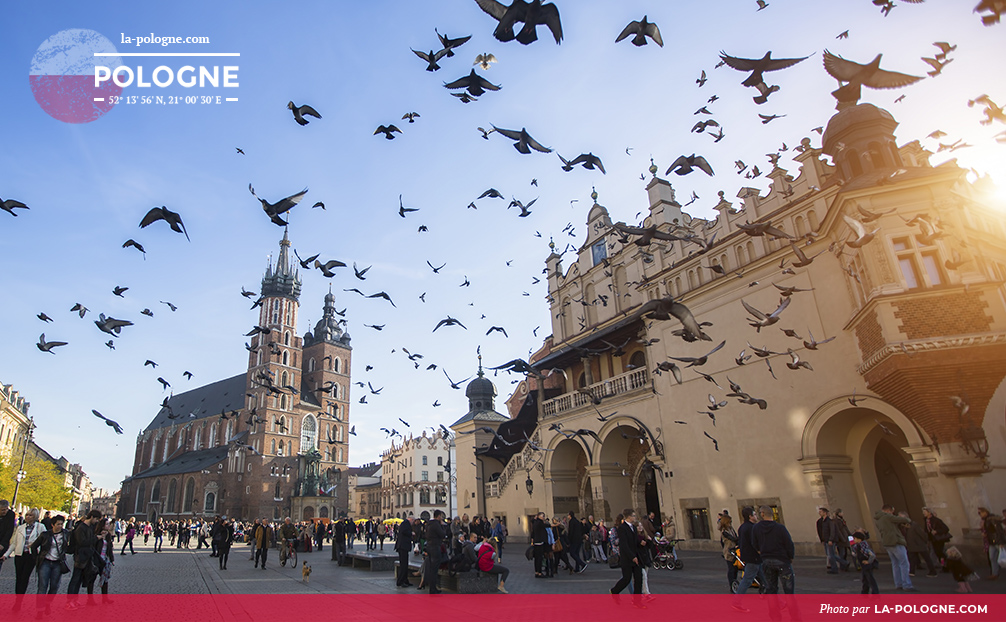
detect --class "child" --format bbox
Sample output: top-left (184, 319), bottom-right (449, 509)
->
top-left (851, 531), bottom-right (879, 594)
top-left (945, 547), bottom-right (974, 593)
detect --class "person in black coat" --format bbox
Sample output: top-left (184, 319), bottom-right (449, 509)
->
top-left (395, 515), bottom-right (414, 587)
top-left (0, 500), bottom-right (15, 574)
top-left (425, 510), bottom-right (447, 594)
top-left (531, 512), bottom-right (549, 578)
top-left (567, 511), bottom-right (586, 573)
top-left (610, 508), bottom-right (642, 594)
top-left (331, 518), bottom-right (347, 565)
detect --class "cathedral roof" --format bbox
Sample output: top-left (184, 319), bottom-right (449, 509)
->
top-left (123, 438), bottom-right (238, 483)
top-left (144, 374), bottom-right (247, 431)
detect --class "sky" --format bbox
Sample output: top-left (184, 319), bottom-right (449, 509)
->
top-left (1, 1), bottom-right (1004, 492)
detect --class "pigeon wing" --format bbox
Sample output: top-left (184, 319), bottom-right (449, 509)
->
top-left (718, 53), bottom-right (761, 71)
top-left (822, 50), bottom-right (867, 81)
top-left (474, 0), bottom-right (508, 20)
top-left (299, 105), bottom-right (321, 119)
top-left (693, 156), bottom-right (715, 176)
top-left (615, 20), bottom-right (640, 43)
top-left (863, 67), bottom-right (924, 89)
top-left (492, 125), bottom-right (523, 141)
top-left (271, 189), bottom-right (308, 216)
top-left (762, 54), bottom-right (811, 72)
top-left (645, 22), bottom-right (663, 47)
top-left (539, 2), bottom-right (563, 43)
top-left (524, 133), bottom-right (551, 153)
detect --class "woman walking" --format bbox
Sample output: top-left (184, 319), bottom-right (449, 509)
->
top-left (923, 508), bottom-right (951, 564)
top-left (719, 511), bottom-right (739, 591)
top-left (89, 518), bottom-right (115, 601)
top-left (152, 520), bottom-right (164, 553)
top-left (120, 518), bottom-right (136, 555)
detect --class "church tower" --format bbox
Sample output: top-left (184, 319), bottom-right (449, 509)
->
top-left (302, 288), bottom-right (353, 470)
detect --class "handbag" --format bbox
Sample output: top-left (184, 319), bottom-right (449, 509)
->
top-left (608, 553), bottom-right (620, 568)
top-left (524, 545), bottom-right (534, 561)
top-left (998, 546), bottom-right (1006, 569)
top-left (59, 556), bottom-right (71, 575)
top-left (552, 540), bottom-right (563, 553)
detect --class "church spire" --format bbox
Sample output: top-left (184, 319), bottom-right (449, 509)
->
top-left (261, 229), bottom-right (302, 300)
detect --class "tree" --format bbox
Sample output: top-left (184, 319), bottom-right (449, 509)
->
top-left (0, 453), bottom-right (73, 511)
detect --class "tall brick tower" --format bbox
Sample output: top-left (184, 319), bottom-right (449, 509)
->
top-left (302, 287), bottom-right (353, 469)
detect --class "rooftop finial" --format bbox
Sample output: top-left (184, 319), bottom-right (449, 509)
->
top-left (591, 186), bottom-right (598, 202)
top-left (549, 237), bottom-right (555, 252)
top-left (649, 157), bottom-right (658, 177)
top-left (477, 347), bottom-right (484, 377)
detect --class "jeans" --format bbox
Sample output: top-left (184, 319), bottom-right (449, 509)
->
top-left (861, 567), bottom-right (879, 594)
top-left (592, 543), bottom-right (605, 562)
top-left (887, 544), bottom-right (913, 589)
top-left (761, 558), bottom-right (795, 594)
top-left (735, 561), bottom-right (762, 595)
top-left (67, 565), bottom-right (95, 595)
top-left (908, 549), bottom-right (937, 575)
top-left (727, 559), bottom-right (739, 590)
top-left (485, 563), bottom-right (510, 584)
top-left (255, 547), bottom-right (268, 568)
top-left (154, 535), bottom-right (163, 552)
top-left (121, 537), bottom-right (134, 555)
top-left (989, 545), bottom-right (1002, 578)
top-left (36, 559), bottom-right (63, 594)
top-left (826, 543), bottom-right (849, 571)
top-left (568, 541), bottom-right (585, 571)
top-left (533, 543), bottom-right (546, 574)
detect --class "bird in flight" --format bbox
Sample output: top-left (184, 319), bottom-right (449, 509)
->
top-left (444, 69), bottom-right (501, 97)
top-left (374, 124), bottom-right (402, 140)
top-left (822, 50), bottom-right (924, 105)
top-left (36, 333), bottom-right (67, 354)
top-left (666, 154), bottom-right (714, 176)
top-left (122, 239), bottom-right (146, 257)
top-left (287, 101), bottom-right (321, 126)
top-left (95, 314), bottom-right (132, 336)
top-left (91, 409), bottom-right (123, 435)
top-left (434, 316), bottom-right (467, 332)
top-left (139, 206), bottom-right (190, 241)
top-left (474, 53), bottom-right (498, 69)
top-left (435, 29), bottom-right (472, 57)
top-left (559, 153), bottom-right (605, 174)
top-left (412, 48), bottom-right (448, 71)
top-left (112, 286), bottom-right (128, 297)
top-left (399, 195), bottom-right (419, 218)
top-left (474, 0), bottom-right (563, 45)
top-left (492, 126), bottom-right (551, 154)
top-left (249, 185), bottom-right (307, 227)
top-left (402, 112), bottom-right (420, 123)
top-left (741, 297), bottom-right (791, 332)
top-left (615, 15), bottom-right (663, 47)
top-left (758, 113), bottom-right (785, 124)
top-left (718, 50), bottom-right (809, 103)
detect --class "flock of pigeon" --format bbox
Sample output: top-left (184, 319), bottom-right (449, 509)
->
top-left (6, 0), bottom-right (1004, 460)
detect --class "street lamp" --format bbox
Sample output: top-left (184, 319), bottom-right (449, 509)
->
top-left (11, 418), bottom-right (35, 508)
top-left (525, 473), bottom-right (534, 496)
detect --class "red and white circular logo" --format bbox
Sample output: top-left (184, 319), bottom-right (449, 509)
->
top-left (30, 29), bottom-right (123, 123)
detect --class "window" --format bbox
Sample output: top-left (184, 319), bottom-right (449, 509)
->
top-left (422, 471), bottom-right (429, 481)
top-left (893, 236), bottom-right (943, 289)
top-left (422, 455), bottom-right (428, 465)
top-left (183, 478), bottom-right (195, 512)
top-left (301, 414), bottom-right (318, 452)
top-left (308, 358), bottom-right (316, 372)
top-left (436, 489), bottom-right (447, 505)
top-left (282, 351), bottom-right (289, 366)
top-left (204, 491), bottom-right (216, 513)
top-left (208, 423), bottom-right (217, 447)
top-left (167, 479), bottom-right (177, 512)
top-left (193, 428), bottom-right (201, 451)
top-left (274, 481), bottom-right (282, 500)
top-left (333, 358), bottom-right (340, 373)
top-left (281, 371), bottom-right (288, 386)
top-left (151, 479), bottom-right (161, 502)
top-left (628, 350), bottom-right (646, 370)
top-left (278, 440), bottom-right (285, 456)
top-left (337, 448), bottom-right (343, 462)
top-left (420, 490), bottom-right (431, 504)
top-left (437, 456), bottom-right (443, 466)
top-left (284, 331), bottom-right (290, 346)
top-left (271, 439), bottom-right (277, 455)
top-left (135, 482), bottom-right (146, 514)
top-left (591, 240), bottom-right (607, 266)
top-left (437, 472), bottom-right (444, 482)
top-left (686, 507), bottom-right (711, 539)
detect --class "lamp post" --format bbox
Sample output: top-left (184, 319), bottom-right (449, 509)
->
top-left (11, 418), bottom-right (35, 508)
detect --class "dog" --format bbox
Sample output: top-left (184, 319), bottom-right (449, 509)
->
top-left (302, 563), bottom-right (312, 583)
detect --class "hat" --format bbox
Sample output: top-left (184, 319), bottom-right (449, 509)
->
top-left (852, 531), bottom-right (868, 540)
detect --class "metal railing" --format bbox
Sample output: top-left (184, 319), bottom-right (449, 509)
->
top-left (541, 367), bottom-right (649, 417)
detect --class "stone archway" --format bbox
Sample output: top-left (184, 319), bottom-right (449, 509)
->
top-left (548, 438), bottom-right (588, 517)
top-left (598, 424), bottom-right (646, 522)
top-left (800, 397), bottom-right (933, 531)
top-left (303, 506), bottom-right (315, 520)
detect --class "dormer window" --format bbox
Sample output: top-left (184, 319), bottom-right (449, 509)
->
top-left (591, 240), bottom-right (607, 266)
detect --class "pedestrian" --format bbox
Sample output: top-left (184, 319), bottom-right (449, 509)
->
top-left (0, 499), bottom-right (16, 575)
top-left (850, 530), bottom-right (879, 594)
top-left (32, 514), bottom-right (69, 597)
top-left (751, 505), bottom-right (796, 595)
top-left (610, 508), bottom-right (642, 594)
top-left (142, 521), bottom-right (152, 545)
top-left (945, 546), bottom-right (975, 593)
top-left (314, 520), bottom-right (325, 553)
top-left (254, 518), bottom-right (272, 570)
top-left (66, 509), bottom-right (102, 606)
top-left (978, 507), bottom-right (1005, 580)
top-left (816, 507), bottom-right (849, 573)
top-left (152, 520), bottom-right (163, 553)
top-left (899, 512), bottom-right (937, 578)
top-left (279, 517), bottom-right (298, 565)
top-left (332, 517), bottom-right (347, 566)
top-left (378, 521), bottom-right (387, 550)
top-left (4, 508), bottom-right (44, 597)
top-left (120, 518), bottom-right (136, 555)
top-left (425, 509), bottom-right (447, 594)
top-left (589, 525), bottom-right (605, 563)
top-left (88, 518), bottom-right (115, 601)
top-left (598, 519), bottom-right (610, 558)
top-left (873, 504), bottom-right (916, 591)
top-left (395, 514), bottom-right (414, 587)
top-left (833, 509), bottom-right (854, 568)
top-left (719, 510), bottom-right (740, 590)
top-left (531, 511), bottom-right (548, 578)
top-left (731, 507), bottom-right (763, 611)
top-left (922, 507), bottom-right (952, 565)
top-left (217, 517), bottom-right (234, 570)
top-left (477, 536), bottom-right (510, 594)
top-left (491, 517), bottom-right (507, 561)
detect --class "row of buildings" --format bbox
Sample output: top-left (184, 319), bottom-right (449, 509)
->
top-left (1, 381), bottom-right (99, 515)
top-left (122, 101), bottom-right (1004, 571)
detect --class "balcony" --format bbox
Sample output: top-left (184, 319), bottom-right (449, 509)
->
top-left (541, 367), bottom-right (649, 418)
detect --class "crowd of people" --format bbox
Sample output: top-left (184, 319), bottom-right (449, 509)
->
top-left (0, 496), bottom-right (1002, 600)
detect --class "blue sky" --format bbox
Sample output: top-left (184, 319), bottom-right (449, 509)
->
top-left (2, 1), bottom-right (1004, 491)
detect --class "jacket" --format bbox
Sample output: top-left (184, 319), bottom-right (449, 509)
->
top-left (751, 520), bottom-right (795, 562)
top-left (531, 517), bottom-right (548, 545)
top-left (873, 511), bottom-right (910, 547)
top-left (426, 519), bottom-right (446, 554)
top-left (4, 521), bottom-right (46, 559)
top-left (816, 516), bottom-right (838, 543)
top-left (737, 521), bottom-right (761, 564)
top-left (395, 520), bottom-right (413, 551)
top-left (31, 528), bottom-right (69, 569)
top-left (981, 515), bottom-right (1005, 546)
top-left (254, 523), bottom-right (273, 549)
top-left (476, 542), bottom-right (495, 572)
top-left (567, 516), bottom-right (583, 544)
top-left (0, 511), bottom-right (15, 554)
top-left (70, 521), bottom-right (97, 568)
top-left (904, 520), bottom-right (929, 553)
top-left (616, 522), bottom-right (639, 568)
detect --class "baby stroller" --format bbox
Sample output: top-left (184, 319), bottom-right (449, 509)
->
top-left (728, 547), bottom-right (765, 594)
top-left (653, 538), bottom-right (684, 570)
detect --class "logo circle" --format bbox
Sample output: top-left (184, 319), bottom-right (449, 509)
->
top-left (30, 29), bottom-right (123, 123)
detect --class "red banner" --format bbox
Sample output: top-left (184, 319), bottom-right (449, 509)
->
top-left (1, 594), bottom-right (1003, 621)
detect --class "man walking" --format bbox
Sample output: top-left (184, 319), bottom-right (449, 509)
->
top-left (67, 510), bottom-right (102, 601)
top-left (531, 512), bottom-right (548, 578)
top-left (567, 511), bottom-right (586, 573)
top-left (0, 500), bottom-right (16, 575)
top-left (752, 505), bottom-right (795, 594)
top-left (874, 504), bottom-right (916, 591)
top-left (395, 514), bottom-right (414, 587)
top-left (610, 508), bottom-right (642, 594)
top-left (425, 510), bottom-right (447, 594)
top-left (254, 518), bottom-right (273, 570)
top-left (732, 506), bottom-right (763, 607)
top-left (332, 517), bottom-right (347, 566)
top-left (817, 507), bottom-right (849, 573)
top-left (978, 507), bottom-right (1004, 580)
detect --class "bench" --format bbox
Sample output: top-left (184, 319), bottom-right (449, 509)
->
top-left (339, 551), bottom-right (397, 571)
top-left (394, 558), bottom-right (499, 593)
